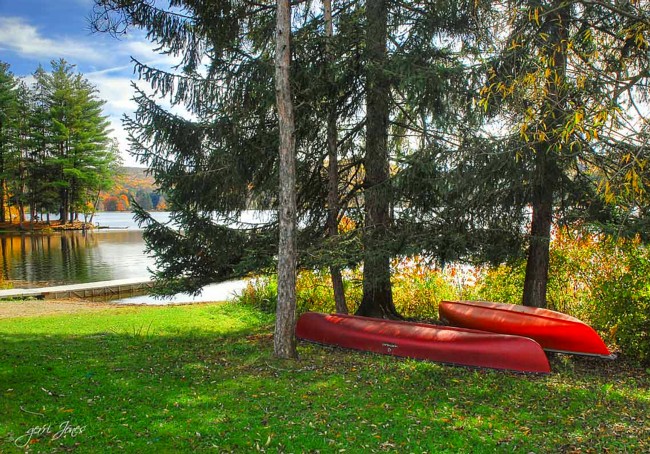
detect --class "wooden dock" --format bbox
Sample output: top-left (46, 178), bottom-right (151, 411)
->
top-left (0, 278), bottom-right (154, 300)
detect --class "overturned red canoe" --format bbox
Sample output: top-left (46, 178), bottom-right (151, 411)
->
top-left (296, 312), bottom-right (551, 373)
top-left (439, 300), bottom-right (611, 357)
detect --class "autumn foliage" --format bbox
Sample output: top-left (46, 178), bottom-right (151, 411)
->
top-left (238, 231), bottom-right (650, 365)
top-left (99, 168), bottom-right (166, 212)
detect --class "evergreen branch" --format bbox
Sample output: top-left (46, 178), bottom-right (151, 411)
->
top-left (581, 0), bottom-right (650, 26)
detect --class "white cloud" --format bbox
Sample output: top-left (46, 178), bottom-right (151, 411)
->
top-left (107, 117), bottom-right (142, 168)
top-left (0, 17), bottom-right (102, 63)
top-left (84, 73), bottom-right (151, 168)
top-left (2, 15), bottom-right (185, 168)
top-left (86, 73), bottom-right (138, 111)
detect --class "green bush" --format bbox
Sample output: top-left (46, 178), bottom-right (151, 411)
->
top-left (235, 271), bottom-right (360, 315)
top-left (392, 258), bottom-right (459, 319)
top-left (462, 261), bottom-right (526, 306)
top-left (236, 276), bottom-right (279, 313)
top-left (587, 238), bottom-right (650, 365)
top-left (466, 232), bottom-right (650, 365)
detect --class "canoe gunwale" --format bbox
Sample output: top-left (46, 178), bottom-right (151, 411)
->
top-left (442, 300), bottom-right (583, 326)
top-left (545, 349), bottom-right (617, 360)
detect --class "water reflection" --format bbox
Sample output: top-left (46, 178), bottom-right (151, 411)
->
top-left (0, 230), bottom-right (154, 287)
top-left (0, 211), bottom-right (272, 290)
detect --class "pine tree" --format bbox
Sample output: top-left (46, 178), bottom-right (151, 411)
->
top-left (355, 0), bottom-right (489, 317)
top-left (32, 59), bottom-right (115, 224)
top-left (355, 0), bottom-right (396, 318)
top-left (93, 0), bottom-right (291, 294)
top-left (0, 62), bottom-right (19, 222)
top-left (91, 1), bottom-right (490, 319)
top-left (29, 66), bottom-right (59, 221)
top-left (10, 81), bottom-right (33, 226)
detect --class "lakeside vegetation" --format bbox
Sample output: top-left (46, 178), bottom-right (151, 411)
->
top-left (237, 230), bottom-right (650, 366)
top-left (0, 167), bottom-right (166, 230)
top-left (0, 302), bottom-right (648, 453)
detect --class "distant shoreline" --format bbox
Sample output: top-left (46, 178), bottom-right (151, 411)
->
top-left (0, 219), bottom-right (128, 233)
top-left (0, 220), bottom-right (95, 233)
top-left (0, 211), bottom-right (171, 234)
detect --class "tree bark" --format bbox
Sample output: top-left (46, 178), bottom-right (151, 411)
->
top-left (522, 3), bottom-right (568, 308)
top-left (0, 178), bottom-right (5, 223)
top-left (274, 0), bottom-right (298, 359)
top-left (325, 0), bottom-right (348, 314)
top-left (328, 108), bottom-right (347, 314)
top-left (522, 149), bottom-right (556, 308)
top-left (355, 0), bottom-right (399, 319)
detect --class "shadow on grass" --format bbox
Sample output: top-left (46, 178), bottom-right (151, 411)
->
top-left (1, 328), bottom-right (648, 453)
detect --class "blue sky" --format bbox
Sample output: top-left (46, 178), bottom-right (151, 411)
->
top-left (0, 0), bottom-right (175, 167)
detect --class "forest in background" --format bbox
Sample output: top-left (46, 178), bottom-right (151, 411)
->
top-left (99, 167), bottom-right (166, 212)
top-left (0, 59), bottom-right (166, 219)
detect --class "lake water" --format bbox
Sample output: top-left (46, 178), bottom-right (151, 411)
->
top-left (0, 229), bottom-right (153, 286)
top-left (0, 211), bottom-right (263, 303)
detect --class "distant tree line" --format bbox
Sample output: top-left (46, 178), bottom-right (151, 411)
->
top-left (98, 167), bottom-right (167, 212)
top-left (0, 59), bottom-right (119, 225)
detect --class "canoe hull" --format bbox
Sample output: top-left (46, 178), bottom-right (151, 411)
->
top-left (439, 300), bottom-right (611, 357)
top-left (296, 312), bottom-right (551, 373)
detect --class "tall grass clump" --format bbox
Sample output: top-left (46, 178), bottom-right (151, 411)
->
top-left (391, 256), bottom-right (459, 319)
top-left (235, 257), bottom-right (459, 320)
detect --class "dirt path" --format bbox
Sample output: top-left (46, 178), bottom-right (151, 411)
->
top-left (0, 299), bottom-right (126, 319)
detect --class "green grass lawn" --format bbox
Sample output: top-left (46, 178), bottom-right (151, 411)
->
top-left (1, 302), bottom-right (648, 453)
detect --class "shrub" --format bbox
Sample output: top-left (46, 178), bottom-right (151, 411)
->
top-left (236, 276), bottom-right (278, 313)
top-left (391, 256), bottom-right (459, 319)
top-left (587, 237), bottom-right (650, 365)
top-left (466, 231), bottom-right (650, 365)
top-left (462, 260), bottom-right (526, 306)
top-left (235, 271), bottom-right (360, 315)
top-left (236, 258), bottom-right (459, 320)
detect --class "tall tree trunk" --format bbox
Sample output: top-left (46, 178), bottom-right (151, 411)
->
top-left (274, 0), bottom-right (298, 359)
top-left (89, 189), bottom-right (101, 224)
top-left (60, 188), bottom-right (68, 225)
top-left (325, 0), bottom-right (348, 314)
top-left (18, 201), bottom-right (25, 229)
top-left (355, 0), bottom-right (399, 319)
top-left (522, 3), bottom-right (568, 308)
top-left (0, 179), bottom-right (5, 223)
top-left (0, 135), bottom-right (4, 222)
top-left (522, 150), bottom-right (556, 308)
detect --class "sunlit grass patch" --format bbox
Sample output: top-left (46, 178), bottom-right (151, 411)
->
top-left (1, 302), bottom-right (648, 452)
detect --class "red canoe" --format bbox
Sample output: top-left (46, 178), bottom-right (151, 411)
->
top-left (296, 312), bottom-right (551, 373)
top-left (439, 300), bottom-right (612, 357)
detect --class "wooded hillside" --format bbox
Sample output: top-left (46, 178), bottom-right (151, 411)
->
top-left (99, 167), bottom-right (166, 212)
